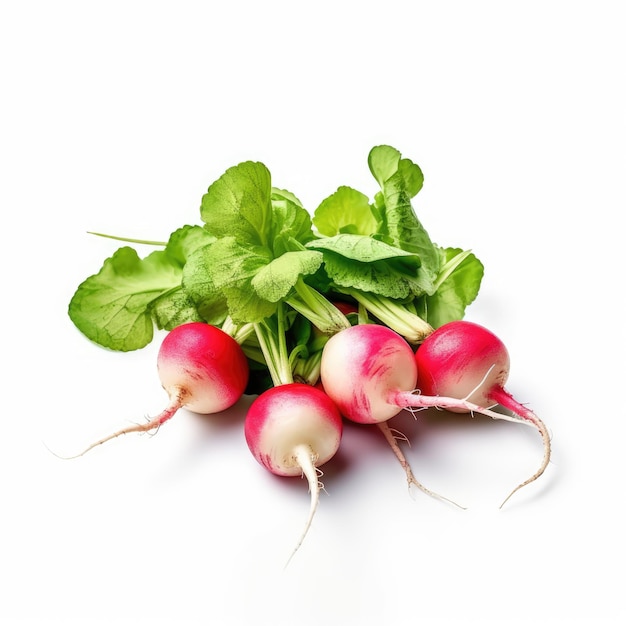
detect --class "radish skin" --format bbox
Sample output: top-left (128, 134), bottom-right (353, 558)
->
top-left (64, 322), bottom-right (249, 457)
top-left (244, 383), bottom-right (343, 564)
top-left (320, 323), bottom-right (546, 506)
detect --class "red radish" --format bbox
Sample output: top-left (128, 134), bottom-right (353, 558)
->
top-left (65, 322), bottom-right (249, 457)
top-left (331, 300), bottom-right (359, 317)
top-left (244, 383), bottom-right (343, 564)
top-left (413, 320), bottom-right (551, 507)
top-left (320, 323), bottom-right (547, 506)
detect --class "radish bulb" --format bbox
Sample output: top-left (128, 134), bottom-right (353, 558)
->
top-left (244, 383), bottom-right (343, 564)
top-left (64, 322), bottom-right (249, 457)
top-left (413, 320), bottom-right (551, 507)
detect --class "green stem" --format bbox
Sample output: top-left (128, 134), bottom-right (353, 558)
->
top-left (240, 344), bottom-right (267, 366)
top-left (285, 277), bottom-right (351, 334)
top-left (87, 231), bottom-right (167, 246)
top-left (276, 304), bottom-right (291, 384)
top-left (431, 249), bottom-right (473, 292)
top-left (357, 302), bottom-right (370, 325)
top-left (253, 305), bottom-right (293, 387)
top-left (343, 289), bottom-right (433, 343)
top-left (221, 316), bottom-right (256, 344)
top-left (288, 343), bottom-right (310, 371)
top-left (292, 350), bottom-right (323, 386)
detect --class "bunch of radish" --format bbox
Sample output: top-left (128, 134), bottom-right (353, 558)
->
top-left (320, 321), bottom-right (550, 508)
top-left (63, 145), bottom-right (553, 563)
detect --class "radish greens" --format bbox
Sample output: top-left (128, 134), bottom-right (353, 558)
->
top-left (68, 144), bottom-right (484, 362)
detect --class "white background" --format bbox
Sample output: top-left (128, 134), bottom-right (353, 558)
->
top-left (1, 1), bottom-right (624, 624)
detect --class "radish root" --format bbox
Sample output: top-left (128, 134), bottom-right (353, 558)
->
top-left (51, 390), bottom-right (185, 460)
top-left (488, 387), bottom-right (552, 509)
top-left (377, 421), bottom-right (466, 510)
top-left (391, 387), bottom-right (550, 508)
top-left (284, 444), bottom-right (321, 568)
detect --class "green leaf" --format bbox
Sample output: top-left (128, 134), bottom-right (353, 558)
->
top-left (181, 244), bottom-right (230, 326)
top-left (166, 224), bottom-right (217, 264)
top-left (251, 250), bottom-right (323, 302)
top-left (68, 246), bottom-right (183, 351)
top-left (368, 145), bottom-right (424, 198)
top-left (222, 284), bottom-right (277, 326)
top-left (207, 238), bottom-right (272, 290)
top-left (271, 187), bottom-right (304, 208)
top-left (68, 225), bottom-right (213, 351)
top-left (151, 288), bottom-right (205, 330)
top-left (203, 237), bottom-right (276, 324)
top-left (307, 233), bottom-right (421, 264)
top-left (306, 233), bottom-right (433, 298)
top-left (313, 186), bottom-right (378, 236)
top-left (315, 251), bottom-right (425, 299)
top-left (270, 188), bottom-right (316, 254)
top-left (416, 247), bottom-right (485, 328)
top-left (197, 167), bottom-right (326, 325)
top-left (367, 145), bottom-right (439, 291)
top-left (200, 161), bottom-right (273, 247)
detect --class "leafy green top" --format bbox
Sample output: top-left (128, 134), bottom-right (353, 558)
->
top-left (68, 145), bottom-right (484, 357)
top-left (68, 226), bottom-right (214, 351)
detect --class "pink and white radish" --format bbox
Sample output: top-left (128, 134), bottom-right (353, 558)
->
top-left (320, 322), bottom-right (549, 506)
top-left (66, 321), bottom-right (249, 457)
top-left (244, 382), bottom-right (343, 564)
top-left (414, 320), bottom-right (551, 507)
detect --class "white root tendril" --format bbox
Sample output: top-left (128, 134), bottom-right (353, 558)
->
top-left (498, 410), bottom-right (552, 509)
top-left (377, 421), bottom-right (466, 510)
top-left (284, 444), bottom-right (323, 569)
top-left (315, 467), bottom-right (329, 496)
top-left (403, 402), bottom-right (429, 418)
top-left (388, 427), bottom-right (410, 446)
top-left (47, 391), bottom-right (186, 460)
top-left (462, 364), bottom-right (496, 404)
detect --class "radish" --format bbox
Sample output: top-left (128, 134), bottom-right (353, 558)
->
top-left (65, 322), bottom-right (249, 457)
top-left (320, 323), bottom-right (547, 506)
top-left (244, 382), bottom-right (343, 564)
top-left (413, 320), bottom-right (551, 507)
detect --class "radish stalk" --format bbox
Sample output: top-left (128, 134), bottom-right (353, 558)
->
top-left (340, 288), bottom-right (434, 343)
top-left (86, 231), bottom-right (168, 246)
top-left (254, 315), bottom-right (294, 387)
top-left (285, 277), bottom-right (351, 334)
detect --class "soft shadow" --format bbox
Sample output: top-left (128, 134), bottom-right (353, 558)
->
top-left (189, 393), bottom-right (255, 437)
top-left (146, 394), bottom-right (254, 482)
